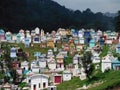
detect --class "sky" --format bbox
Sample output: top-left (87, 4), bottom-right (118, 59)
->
top-left (53, 0), bottom-right (120, 13)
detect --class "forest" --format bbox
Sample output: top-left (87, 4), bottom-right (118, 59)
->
top-left (0, 0), bottom-right (115, 32)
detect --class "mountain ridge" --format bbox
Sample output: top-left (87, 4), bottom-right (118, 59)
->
top-left (0, 0), bottom-right (114, 32)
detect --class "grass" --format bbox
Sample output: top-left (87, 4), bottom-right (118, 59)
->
top-left (64, 55), bottom-right (73, 66)
top-left (8, 43), bottom-right (75, 66)
top-left (2, 43), bottom-right (120, 90)
top-left (0, 71), bottom-right (5, 79)
top-left (99, 45), bottom-right (110, 58)
top-left (57, 70), bottom-right (120, 90)
top-left (57, 77), bottom-right (86, 90)
top-left (23, 45), bottom-right (51, 60)
top-left (0, 42), bottom-right (51, 61)
top-left (57, 69), bottom-right (100, 90)
top-left (8, 43), bottom-right (55, 61)
top-left (89, 70), bottom-right (120, 90)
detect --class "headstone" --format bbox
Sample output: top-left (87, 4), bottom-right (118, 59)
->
top-left (35, 27), bottom-right (40, 35)
top-left (80, 72), bottom-right (86, 80)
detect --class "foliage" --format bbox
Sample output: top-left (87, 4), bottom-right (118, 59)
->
top-left (57, 70), bottom-right (120, 90)
top-left (57, 77), bottom-right (86, 90)
top-left (18, 82), bottom-right (27, 89)
top-left (4, 76), bottom-right (10, 83)
top-left (0, 61), bottom-right (3, 69)
top-left (10, 69), bottom-right (19, 84)
top-left (81, 51), bottom-right (94, 79)
top-left (64, 56), bottom-right (73, 66)
top-left (115, 11), bottom-right (120, 32)
top-left (112, 51), bottom-right (120, 61)
top-left (89, 70), bottom-right (120, 90)
top-left (0, 0), bottom-right (114, 32)
top-left (0, 70), bottom-right (5, 79)
top-left (99, 45), bottom-right (109, 58)
top-left (1, 88), bottom-right (5, 90)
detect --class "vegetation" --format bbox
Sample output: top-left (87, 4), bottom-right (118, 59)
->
top-left (57, 77), bottom-right (86, 90)
top-left (1, 42), bottom-right (120, 89)
top-left (57, 44), bottom-right (120, 90)
top-left (0, 70), bottom-right (5, 79)
top-left (115, 11), bottom-right (120, 32)
top-left (99, 45), bottom-right (110, 58)
top-left (18, 82), bottom-right (27, 89)
top-left (112, 51), bottom-right (120, 60)
top-left (89, 70), bottom-right (120, 90)
top-left (81, 51), bottom-right (94, 79)
top-left (64, 56), bottom-right (73, 66)
top-left (57, 70), bottom-right (120, 90)
top-left (0, 0), bottom-right (114, 32)
top-left (0, 43), bottom-right (62, 61)
top-left (10, 69), bottom-right (19, 84)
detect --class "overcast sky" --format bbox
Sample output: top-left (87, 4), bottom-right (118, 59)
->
top-left (53, 0), bottom-right (120, 13)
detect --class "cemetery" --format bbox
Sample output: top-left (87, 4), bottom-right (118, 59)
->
top-left (0, 28), bottom-right (120, 90)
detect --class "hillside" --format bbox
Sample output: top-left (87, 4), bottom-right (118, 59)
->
top-left (104, 12), bottom-right (117, 18)
top-left (57, 70), bottom-right (120, 90)
top-left (0, 0), bottom-right (114, 32)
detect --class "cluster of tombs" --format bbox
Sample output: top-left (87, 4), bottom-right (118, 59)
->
top-left (1, 27), bottom-right (120, 90)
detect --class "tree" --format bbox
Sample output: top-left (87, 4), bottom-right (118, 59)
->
top-left (18, 82), bottom-right (27, 89)
top-left (115, 11), bottom-right (120, 32)
top-left (81, 51), bottom-right (94, 79)
top-left (10, 69), bottom-right (18, 84)
top-left (0, 0), bottom-right (114, 32)
top-left (4, 76), bottom-right (10, 83)
top-left (0, 61), bottom-right (3, 70)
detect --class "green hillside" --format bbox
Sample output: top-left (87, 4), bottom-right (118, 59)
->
top-left (57, 70), bottom-right (120, 90)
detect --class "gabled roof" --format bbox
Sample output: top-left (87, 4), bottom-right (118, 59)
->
top-left (112, 60), bottom-right (120, 63)
top-left (21, 61), bottom-right (29, 65)
top-left (26, 71), bottom-right (34, 76)
top-left (117, 43), bottom-right (120, 47)
top-left (2, 83), bottom-right (11, 88)
top-left (30, 74), bottom-right (49, 79)
top-left (102, 54), bottom-right (114, 62)
top-left (48, 60), bottom-right (56, 64)
top-left (56, 53), bottom-right (64, 59)
top-left (90, 39), bottom-right (95, 43)
top-left (63, 70), bottom-right (71, 74)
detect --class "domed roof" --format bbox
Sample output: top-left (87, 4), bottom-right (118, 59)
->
top-left (48, 49), bottom-right (52, 52)
top-left (16, 33), bottom-right (21, 36)
top-left (26, 30), bottom-right (30, 33)
top-left (90, 39), bottom-right (95, 42)
top-left (11, 47), bottom-right (16, 50)
top-left (0, 29), bottom-right (5, 34)
top-left (19, 29), bottom-right (24, 33)
top-left (6, 31), bottom-right (11, 35)
top-left (35, 27), bottom-right (39, 31)
top-left (31, 30), bottom-right (35, 33)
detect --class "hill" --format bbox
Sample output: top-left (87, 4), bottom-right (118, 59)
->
top-left (57, 70), bottom-right (120, 90)
top-left (0, 0), bottom-right (114, 32)
top-left (104, 12), bottom-right (117, 18)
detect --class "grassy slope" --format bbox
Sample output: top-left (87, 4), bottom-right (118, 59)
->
top-left (10, 43), bottom-right (73, 66)
top-left (57, 70), bottom-right (120, 90)
top-left (89, 70), bottom-right (120, 90)
top-left (7, 43), bottom-right (120, 90)
top-left (57, 77), bottom-right (86, 90)
top-left (9, 43), bottom-right (54, 61)
top-left (99, 45), bottom-right (110, 58)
